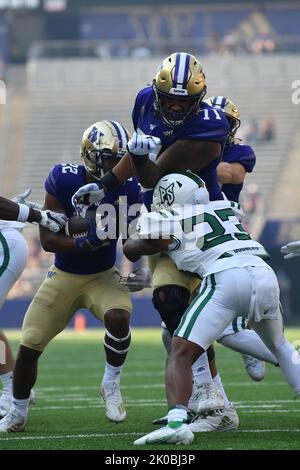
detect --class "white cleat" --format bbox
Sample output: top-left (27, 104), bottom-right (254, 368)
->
top-left (134, 424), bottom-right (194, 445)
top-left (0, 408), bottom-right (26, 433)
top-left (0, 389), bottom-right (36, 418)
top-left (101, 379), bottom-right (126, 423)
top-left (189, 404), bottom-right (239, 432)
top-left (0, 394), bottom-right (11, 419)
top-left (242, 354), bottom-right (266, 382)
top-left (188, 382), bottom-right (225, 414)
top-left (29, 389), bottom-right (36, 406)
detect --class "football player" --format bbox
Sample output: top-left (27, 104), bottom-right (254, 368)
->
top-left (0, 192), bottom-right (67, 417)
top-left (152, 96), bottom-right (282, 431)
top-left (208, 97), bottom-right (277, 378)
top-left (0, 121), bottom-right (141, 432)
top-left (123, 172), bottom-right (300, 445)
top-left (72, 53), bottom-right (234, 428)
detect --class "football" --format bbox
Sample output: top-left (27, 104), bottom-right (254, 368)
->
top-left (65, 215), bottom-right (89, 238)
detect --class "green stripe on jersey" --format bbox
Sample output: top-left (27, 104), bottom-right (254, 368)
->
top-left (0, 232), bottom-right (10, 277)
top-left (177, 274), bottom-right (216, 340)
top-left (174, 278), bottom-right (208, 337)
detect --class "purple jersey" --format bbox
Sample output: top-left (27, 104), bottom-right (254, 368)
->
top-left (132, 86), bottom-right (230, 204)
top-left (45, 163), bottom-right (141, 274)
top-left (221, 143), bottom-right (256, 202)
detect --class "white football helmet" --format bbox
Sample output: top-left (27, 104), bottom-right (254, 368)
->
top-left (152, 171), bottom-right (209, 209)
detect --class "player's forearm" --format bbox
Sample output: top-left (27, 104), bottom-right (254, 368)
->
top-left (0, 196), bottom-right (39, 223)
top-left (123, 237), bottom-right (168, 262)
top-left (156, 140), bottom-right (221, 174)
top-left (217, 162), bottom-right (234, 184)
top-left (0, 197), bottom-right (20, 220)
top-left (217, 162), bottom-right (246, 184)
top-left (123, 239), bottom-right (156, 262)
top-left (130, 158), bottom-right (165, 188)
top-left (111, 152), bottom-right (134, 184)
top-left (39, 227), bottom-right (76, 253)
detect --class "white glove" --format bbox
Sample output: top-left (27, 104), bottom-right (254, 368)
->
top-left (230, 201), bottom-right (245, 223)
top-left (119, 267), bottom-right (152, 292)
top-left (71, 183), bottom-right (105, 217)
top-left (39, 210), bottom-right (67, 233)
top-left (11, 188), bottom-right (42, 210)
top-left (281, 241), bottom-right (300, 259)
top-left (127, 132), bottom-right (161, 156)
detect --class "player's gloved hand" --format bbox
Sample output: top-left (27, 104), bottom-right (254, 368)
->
top-left (281, 241), bottom-right (300, 259)
top-left (127, 132), bottom-right (161, 164)
top-left (39, 210), bottom-right (67, 232)
top-left (74, 216), bottom-right (108, 252)
top-left (119, 267), bottom-right (152, 292)
top-left (72, 183), bottom-right (105, 217)
top-left (230, 201), bottom-right (245, 223)
top-left (11, 188), bottom-right (42, 210)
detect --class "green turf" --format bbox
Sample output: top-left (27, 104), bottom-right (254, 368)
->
top-left (0, 328), bottom-right (300, 450)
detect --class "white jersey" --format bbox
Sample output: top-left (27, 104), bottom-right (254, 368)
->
top-left (138, 200), bottom-right (269, 278)
top-left (0, 219), bottom-right (25, 230)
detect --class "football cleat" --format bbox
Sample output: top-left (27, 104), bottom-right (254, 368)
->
top-left (0, 389), bottom-right (36, 419)
top-left (101, 379), bottom-right (126, 423)
top-left (29, 389), bottom-right (36, 406)
top-left (242, 354), bottom-right (266, 382)
top-left (0, 393), bottom-right (11, 419)
top-left (188, 382), bottom-right (225, 414)
top-left (153, 410), bottom-right (196, 426)
top-left (189, 404), bottom-right (239, 433)
top-left (134, 423), bottom-right (194, 445)
top-left (0, 408), bottom-right (26, 433)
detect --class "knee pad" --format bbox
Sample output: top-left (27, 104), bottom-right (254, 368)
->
top-left (152, 285), bottom-right (190, 336)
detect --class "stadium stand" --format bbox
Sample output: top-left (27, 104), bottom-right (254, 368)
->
top-left (14, 55), bottom-right (300, 220)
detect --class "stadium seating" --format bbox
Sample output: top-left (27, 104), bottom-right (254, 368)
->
top-left (14, 55), bottom-right (300, 217)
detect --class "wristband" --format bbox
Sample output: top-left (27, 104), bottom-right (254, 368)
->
top-left (101, 171), bottom-right (121, 192)
top-left (17, 203), bottom-right (30, 222)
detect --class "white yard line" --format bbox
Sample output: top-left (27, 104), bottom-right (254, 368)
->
top-left (30, 382), bottom-right (288, 393)
top-left (28, 404), bottom-right (299, 412)
top-left (1, 429), bottom-right (300, 442)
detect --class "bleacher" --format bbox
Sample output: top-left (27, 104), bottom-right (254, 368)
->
top-left (15, 55), bottom-right (300, 219)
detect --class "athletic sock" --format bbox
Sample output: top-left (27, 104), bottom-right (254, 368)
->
top-left (0, 371), bottom-right (13, 396)
top-left (192, 352), bottom-right (213, 385)
top-left (12, 397), bottom-right (30, 418)
top-left (213, 373), bottom-right (230, 407)
top-left (102, 363), bottom-right (122, 385)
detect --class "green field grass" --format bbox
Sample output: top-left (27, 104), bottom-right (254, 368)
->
top-left (0, 328), bottom-right (300, 450)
